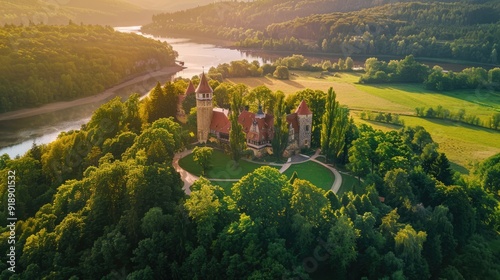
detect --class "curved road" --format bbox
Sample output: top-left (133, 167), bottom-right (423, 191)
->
top-left (173, 149), bottom-right (343, 194)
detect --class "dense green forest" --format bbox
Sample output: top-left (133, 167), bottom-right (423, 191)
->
top-left (0, 24), bottom-right (177, 113)
top-left (1, 80), bottom-right (499, 279)
top-left (0, 0), bottom-right (154, 26)
top-left (143, 0), bottom-right (500, 64)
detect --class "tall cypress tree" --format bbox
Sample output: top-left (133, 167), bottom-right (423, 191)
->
top-left (271, 92), bottom-right (289, 160)
top-left (431, 153), bottom-right (454, 186)
top-left (321, 87), bottom-right (349, 164)
top-left (229, 89), bottom-right (246, 164)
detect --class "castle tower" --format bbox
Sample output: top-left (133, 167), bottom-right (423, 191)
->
top-left (195, 72), bottom-right (213, 143)
top-left (296, 100), bottom-right (312, 148)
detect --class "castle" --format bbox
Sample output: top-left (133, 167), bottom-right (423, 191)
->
top-left (189, 73), bottom-right (313, 157)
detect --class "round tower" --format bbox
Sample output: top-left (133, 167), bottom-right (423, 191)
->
top-left (195, 73), bottom-right (213, 143)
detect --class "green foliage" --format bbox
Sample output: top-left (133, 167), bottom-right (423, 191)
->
top-left (271, 92), bottom-right (289, 159)
top-left (141, 82), bottom-right (179, 124)
top-left (475, 153), bottom-right (500, 195)
top-left (1, 84), bottom-right (499, 279)
top-left (360, 55), bottom-right (430, 84)
top-left (321, 87), bottom-right (350, 164)
top-left (0, 0), bottom-right (150, 26)
top-left (192, 146), bottom-right (213, 175)
top-left (0, 24), bottom-right (176, 113)
top-left (144, 0), bottom-right (500, 64)
top-left (274, 66), bottom-right (290, 80)
top-left (232, 166), bottom-right (292, 226)
top-left (229, 87), bottom-right (247, 163)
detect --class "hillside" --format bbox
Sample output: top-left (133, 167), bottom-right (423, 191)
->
top-left (0, 79), bottom-right (499, 279)
top-left (143, 0), bottom-right (500, 64)
top-left (0, 24), bottom-right (177, 113)
top-left (0, 0), bottom-right (154, 26)
top-left (124, 0), bottom-right (217, 12)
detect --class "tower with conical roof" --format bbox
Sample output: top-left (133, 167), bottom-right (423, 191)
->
top-left (296, 100), bottom-right (312, 148)
top-left (195, 73), bottom-right (213, 143)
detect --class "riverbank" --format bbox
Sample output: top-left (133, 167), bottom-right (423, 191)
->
top-left (0, 65), bottom-right (184, 122)
top-left (141, 30), bottom-right (235, 48)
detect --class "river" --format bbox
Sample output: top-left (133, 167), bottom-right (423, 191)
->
top-left (0, 26), bottom-right (267, 157)
top-left (0, 26), bottom-right (489, 157)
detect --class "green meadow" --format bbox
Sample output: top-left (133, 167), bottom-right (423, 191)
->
top-left (283, 161), bottom-right (335, 191)
top-left (178, 149), bottom-right (275, 179)
top-left (227, 72), bottom-right (500, 172)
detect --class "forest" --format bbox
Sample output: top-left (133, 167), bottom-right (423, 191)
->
top-left (1, 79), bottom-right (499, 279)
top-left (0, 24), bottom-right (177, 113)
top-left (0, 0), bottom-right (154, 26)
top-left (142, 0), bottom-right (500, 64)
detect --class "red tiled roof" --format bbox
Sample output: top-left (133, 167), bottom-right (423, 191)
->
top-left (238, 110), bottom-right (274, 142)
top-left (185, 80), bottom-right (196, 95)
top-left (195, 73), bottom-right (213, 94)
top-left (296, 100), bottom-right (312, 115)
top-left (210, 109), bottom-right (231, 134)
top-left (211, 107), bottom-right (306, 143)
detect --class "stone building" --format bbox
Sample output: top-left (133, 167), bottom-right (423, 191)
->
top-left (188, 73), bottom-right (312, 157)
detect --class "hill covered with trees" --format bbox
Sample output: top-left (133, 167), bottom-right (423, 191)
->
top-left (0, 0), bottom-right (154, 26)
top-left (0, 24), bottom-right (177, 113)
top-left (0, 80), bottom-right (499, 279)
top-left (143, 0), bottom-right (500, 64)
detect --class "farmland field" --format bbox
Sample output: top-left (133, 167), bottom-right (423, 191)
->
top-left (227, 72), bottom-right (500, 172)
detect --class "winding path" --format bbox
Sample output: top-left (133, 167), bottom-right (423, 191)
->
top-left (173, 148), bottom-right (343, 194)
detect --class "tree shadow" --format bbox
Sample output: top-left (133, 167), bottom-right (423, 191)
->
top-left (449, 161), bottom-right (469, 175)
top-left (281, 78), bottom-right (305, 89)
top-left (423, 117), bottom-right (499, 133)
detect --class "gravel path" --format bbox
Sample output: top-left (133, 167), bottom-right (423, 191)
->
top-left (174, 148), bottom-right (344, 194)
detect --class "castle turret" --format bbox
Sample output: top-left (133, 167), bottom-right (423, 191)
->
top-left (185, 80), bottom-right (196, 95)
top-left (195, 73), bottom-right (213, 143)
top-left (296, 100), bottom-right (312, 148)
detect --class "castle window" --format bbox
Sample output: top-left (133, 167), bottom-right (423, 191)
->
top-left (306, 125), bottom-right (309, 132)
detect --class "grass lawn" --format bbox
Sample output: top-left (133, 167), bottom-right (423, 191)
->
top-left (337, 173), bottom-right (360, 196)
top-left (283, 161), bottom-right (335, 192)
top-left (179, 149), bottom-right (273, 179)
top-left (227, 72), bottom-right (500, 173)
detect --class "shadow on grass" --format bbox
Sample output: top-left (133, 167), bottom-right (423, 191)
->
top-left (449, 161), bottom-right (469, 175)
top-left (282, 78), bottom-right (306, 89)
top-left (357, 119), bottom-right (404, 130)
top-left (211, 181), bottom-right (234, 195)
top-left (422, 116), bottom-right (500, 134)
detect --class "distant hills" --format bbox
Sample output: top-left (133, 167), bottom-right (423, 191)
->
top-left (142, 0), bottom-right (500, 64)
top-left (0, 0), bottom-right (236, 26)
top-left (124, 0), bottom-right (218, 12)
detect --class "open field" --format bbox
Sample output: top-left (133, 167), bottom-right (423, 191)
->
top-left (227, 72), bottom-right (500, 172)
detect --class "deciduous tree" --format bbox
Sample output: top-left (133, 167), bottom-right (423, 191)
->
top-left (192, 146), bottom-right (214, 176)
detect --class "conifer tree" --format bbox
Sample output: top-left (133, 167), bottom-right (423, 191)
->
top-left (229, 89), bottom-right (246, 164)
top-left (271, 92), bottom-right (289, 160)
top-left (321, 87), bottom-right (349, 164)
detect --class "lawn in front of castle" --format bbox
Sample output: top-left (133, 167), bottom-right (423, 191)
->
top-left (283, 161), bottom-right (335, 192)
top-left (179, 149), bottom-right (274, 179)
top-left (179, 148), bottom-right (343, 194)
